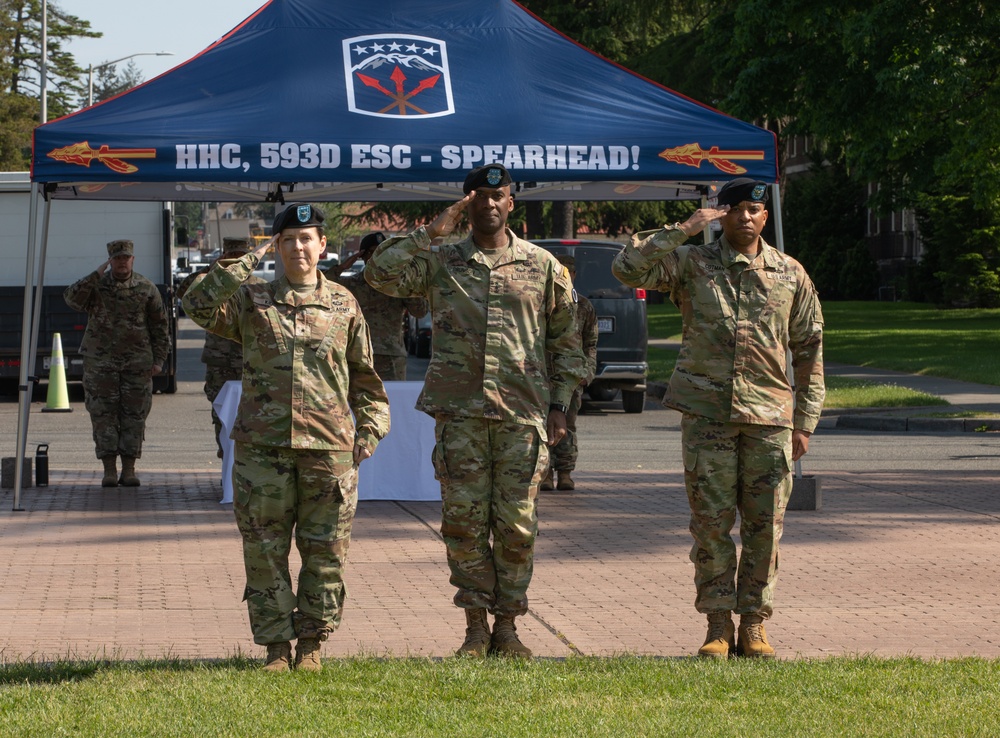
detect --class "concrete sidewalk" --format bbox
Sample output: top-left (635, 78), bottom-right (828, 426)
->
top-left (3, 465), bottom-right (998, 662)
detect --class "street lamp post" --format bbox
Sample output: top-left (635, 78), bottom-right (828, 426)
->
top-left (87, 51), bottom-right (174, 107)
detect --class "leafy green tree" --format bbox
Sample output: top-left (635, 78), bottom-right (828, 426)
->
top-left (719, 0), bottom-right (1000, 213)
top-left (88, 59), bottom-right (143, 106)
top-left (782, 151), bottom-right (868, 300)
top-left (911, 191), bottom-right (1000, 307)
top-left (1, 1), bottom-right (98, 167)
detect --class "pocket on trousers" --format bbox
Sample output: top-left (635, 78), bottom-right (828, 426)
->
top-left (684, 447), bottom-right (699, 473)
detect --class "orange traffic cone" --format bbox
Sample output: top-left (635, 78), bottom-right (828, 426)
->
top-left (42, 332), bottom-right (72, 413)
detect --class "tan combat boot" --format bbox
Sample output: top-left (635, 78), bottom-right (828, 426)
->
top-left (455, 608), bottom-right (491, 658)
top-left (262, 641), bottom-right (292, 672)
top-left (101, 456), bottom-right (118, 488)
top-left (540, 468), bottom-right (554, 491)
top-left (491, 615), bottom-right (532, 658)
top-left (738, 614), bottom-right (776, 658)
top-left (294, 637), bottom-right (323, 672)
top-left (697, 612), bottom-right (735, 659)
top-left (556, 471), bottom-right (575, 491)
top-left (119, 456), bottom-right (141, 487)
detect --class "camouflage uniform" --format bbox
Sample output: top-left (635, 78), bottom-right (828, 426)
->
top-left (550, 294), bottom-right (598, 472)
top-left (182, 253), bottom-right (389, 645)
top-left (365, 226), bottom-right (586, 616)
top-left (178, 267), bottom-right (266, 455)
top-left (331, 267), bottom-right (427, 381)
top-left (64, 266), bottom-right (170, 460)
top-left (613, 227), bottom-right (824, 618)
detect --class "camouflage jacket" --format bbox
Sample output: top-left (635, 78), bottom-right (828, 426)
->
top-left (576, 295), bottom-right (599, 386)
top-left (612, 227), bottom-right (825, 432)
top-left (332, 268), bottom-right (427, 358)
top-left (181, 254), bottom-right (390, 454)
top-left (364, 226), bottom-right (586, 435)
top-left (180, 267), bottom-right (267, 369)
top-left (63, 269), bottom-right (170, 371)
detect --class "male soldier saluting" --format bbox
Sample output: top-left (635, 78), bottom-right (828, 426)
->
top-left (365, 164), bottom-right (586, 659)
top-left (612, 178), bottom-right (824, 659)
top-left (64, 239), bottom-right (170, 487)
top-left (326, 231), bottom-right (427, 381)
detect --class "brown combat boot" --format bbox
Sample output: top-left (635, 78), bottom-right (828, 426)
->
top-left (119, 457), bottom-right (141, 487)
top-left (262, 641), bottom-right (292, 672)
top-left (556, 471), bottom-right (575, 491)
top-left (738, 614), bottom-right (776, 658)
top-left (294, 637), bottom-right (323, 672)
top-left (455, 608), bottom-right (491, 658)
top-left (101, 456), bottom-right (118, 488)
top-left (491, 615), bottom-right (532, 658)
top-left (697, 612), bottom-right (735, 659)
top-left (540, 468), bottom-right (554, 491)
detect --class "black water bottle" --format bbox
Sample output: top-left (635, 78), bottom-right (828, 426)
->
top-left (35, 443), bottom-right (49, 487)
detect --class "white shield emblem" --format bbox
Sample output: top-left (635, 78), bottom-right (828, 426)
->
top-left (343, 34), bottom-right (455, 119)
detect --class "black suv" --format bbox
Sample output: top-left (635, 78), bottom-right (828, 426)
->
top-left (532, 239), bottom-right (648, 413)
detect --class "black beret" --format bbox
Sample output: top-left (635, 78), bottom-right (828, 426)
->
top-left (716, 178), bottom-right (769, 208)
top-left (463, 164), bottom-right (513, 194)
top-left (359, 232), bottom-right (386, 252)
top-left (272, 203), bottom-right (325, 234)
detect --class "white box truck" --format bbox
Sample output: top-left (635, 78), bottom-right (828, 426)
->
top-left (0, 172), bottom-right (178, 393)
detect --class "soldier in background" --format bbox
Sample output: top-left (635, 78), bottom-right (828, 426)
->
top-left (365, 164), bottom-right (586, 659)
top-left (183, 203), bottom-right (389, 673)
top-left (64, 240), bottom-right (170, 488)
top-left (612, 178), bottom-right (825, 659)
top-left (176, 237), bottom-right (265, 457)
top-left (326, 231), bottom-right (427, 381)
top-left (541, 254), bottom-right (598, 492)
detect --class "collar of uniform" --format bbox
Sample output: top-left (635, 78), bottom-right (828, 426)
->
top-left (457, 228), bottom-right (525, 266)
top-left (272, 272), bottom-right (337, 308)
top-left (719, 235), bottom-right (782, 270)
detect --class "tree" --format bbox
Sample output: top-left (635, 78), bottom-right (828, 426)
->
top-left (1, 1), bottom-right (99, 167)
top-left (719, 0), bottom-right (1000, 213)
top-left (88, 59), bottom-right (144, 106)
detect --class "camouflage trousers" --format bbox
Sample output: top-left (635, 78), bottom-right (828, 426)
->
top-left (432, 415), bottom-right (548, 616)
top-left (232, 442), bottom-right (357, 645)
top-left (549, 385), bottom-right (584, 472)
top-left (681, 414), bottom-right (793, 619)
top-left (82, 359), bottom-right (152, 459)
top-left (204, 365), bottom-right (240, 454)
top-left (373, 354), bottom-right (407, 382)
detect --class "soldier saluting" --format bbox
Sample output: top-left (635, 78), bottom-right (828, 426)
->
top-left (365, 164), bottom-right (586, 659)
top-left (64, 239), bottom-right (170, 488)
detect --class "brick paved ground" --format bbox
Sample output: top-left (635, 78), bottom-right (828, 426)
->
top-left (2, 466), bottom-right (998, 663)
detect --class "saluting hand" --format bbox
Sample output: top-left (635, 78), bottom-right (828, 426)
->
top-left (97, 258), bottom-right (112, 275)
top-left (253, 234), bottom-right (278, 261)
top-left (426, 194), bottom-right (472, 240)
top-left (675, 206), bottom-right (730, 237)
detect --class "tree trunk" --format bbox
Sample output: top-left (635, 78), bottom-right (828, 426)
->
top-left (551, 201), bottom-right (574, 238)
top-left (524, 201), bottom-right (545, 239)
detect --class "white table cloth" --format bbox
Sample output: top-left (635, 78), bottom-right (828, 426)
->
top-left (213, 380), bottom-right (440, 503)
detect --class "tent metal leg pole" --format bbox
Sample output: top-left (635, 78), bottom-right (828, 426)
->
top-left (12, 184), bottom-right (45, 511)
top-left (770, 183), bottom-right (804, 478)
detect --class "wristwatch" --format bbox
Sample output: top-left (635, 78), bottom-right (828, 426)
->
top-left (549, 403), bottom-right (568, 414)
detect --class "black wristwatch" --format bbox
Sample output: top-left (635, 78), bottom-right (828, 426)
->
top-left (549, 403), bottom-right (568, 414)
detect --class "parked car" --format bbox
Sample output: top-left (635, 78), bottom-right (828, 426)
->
top-left (532, 239), bottom-right (648, 413)
top-left (405, 311), bottom-right (432, 358)
top-left (252, 259), bottom-right (276, 281)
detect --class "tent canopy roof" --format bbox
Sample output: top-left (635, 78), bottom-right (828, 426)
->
top-left (31, 0), bottom-right (777, 202)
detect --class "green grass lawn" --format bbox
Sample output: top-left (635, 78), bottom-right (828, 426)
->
top-left (647, 301), bottom-right (1000, 390)
top-left (1, 656), bottom-right (998, 737)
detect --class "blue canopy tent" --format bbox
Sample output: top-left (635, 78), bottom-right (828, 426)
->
top-left (13, 0), bottom-right (782, 507)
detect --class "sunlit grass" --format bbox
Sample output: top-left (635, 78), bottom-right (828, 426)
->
top-left (1, 655), bottom-right (998, 737)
